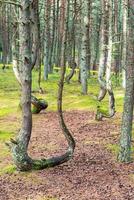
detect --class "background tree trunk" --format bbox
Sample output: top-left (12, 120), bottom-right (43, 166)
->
top-left (121, 0), bottom-right (128, 89)
top-left (80, 0), bottom-right (90, 95)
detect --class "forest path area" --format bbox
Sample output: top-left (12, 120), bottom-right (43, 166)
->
top-left (0, 111), bottom-right (134, 200)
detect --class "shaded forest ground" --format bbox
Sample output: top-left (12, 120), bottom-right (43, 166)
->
top-left (1, 111), bottom-right (134, 200)
top-left (0, 67), bottom-right (134, 199)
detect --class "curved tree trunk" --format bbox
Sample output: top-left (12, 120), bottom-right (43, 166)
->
top-left (9, 0), bottom-right (75, 171)
top-left (31, 96), bottom-right (48, 114)
top-left (98, 54), bottom-right (107, 102)
top-left (106, 0), bottom-right (115, 118)
top-left (98, 0), bottom-right (107, 101)
top-left (97, 0), bottom-right (115, 120)
top-left (12, 8), bottom-right (47, 115)
top-left (65, 62), bottom-right (77, 84)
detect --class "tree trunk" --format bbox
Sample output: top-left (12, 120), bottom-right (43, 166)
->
top-left (106, 0), bottom-right (115, 117)
top-left (65, 61), bottom-right (77, 84)
top-left (121, 0), bottom-right (128, 89)
top-left (44, 0), bottom-right (51, 80)
top-left (97, 0), bottom-right (115, 120)
top-left (9, 0), bottom-right (75, 171)
top-left (80, 0), bottom-right (90, 95)
top-left (98, 0), bottom-right (107, 101)
top-left (118, 0), bottom-right (134, 162)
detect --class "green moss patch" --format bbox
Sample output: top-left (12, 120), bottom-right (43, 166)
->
top-left (106, 144), bottom-right (120, 156)
top-left (0, 164), bottom-right (16, 175)
top-left (0, 130), bottom-right (14, 141)
top-left (0, 67), bottom-right (124, 114)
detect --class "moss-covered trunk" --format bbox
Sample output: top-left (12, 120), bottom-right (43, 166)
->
top-left (10, 0), bottom-right (75, 171)
top-left (10, 0), bottom-right (33, 170)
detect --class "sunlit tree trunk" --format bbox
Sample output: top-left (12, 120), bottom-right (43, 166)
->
top-left (97, 0), bottom-right (115, 120)
top-left (98, 0), bottom-right (107, 101)
top-left (10, 4), bottom-right (20, 83)
top-left (92, 5), bottom-right (101, 73)
top-left (80, 0), bottom-right (90, 95)
top-left (106, 0), bottom-right (115, 117)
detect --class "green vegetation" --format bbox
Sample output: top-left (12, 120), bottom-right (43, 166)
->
top-left (0, 67), bottom-right (124, 115)
top-left (0, 67), bottom-right (125, 133)
top-left (0, 67), bottom-right (125, 175)
top-left (106, 127), bottom-right (134, 158)
top-left (0, 130), bottom-right (14, 141)
top-left (0, 164), bottom-right (16, 175)
top-left (36, 197), bottom-right (58, 200)
top-left (106, 143), bottom-right (120, 156)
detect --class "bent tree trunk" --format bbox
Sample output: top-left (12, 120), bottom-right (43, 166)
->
top-left (9, 0), bottom-right (75, 171)
top-left (106, 0), bottom-right (115, 118)
top-left (31, 96), bottom-right (48, 114)
top-left (65, 61), bottom-right (77, 84)
top-left (97, 0), bottom-right (115, 120)
top-left (11, 8), bottom-right (47, 115)
top-left (12, 49), bottom-right (47, 115)
top-left (98, 0), bottom-right (107, 102)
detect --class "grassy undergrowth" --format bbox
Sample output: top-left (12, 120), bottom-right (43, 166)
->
top-left (106, 128), bottom-right (134, 158)
top-left (0, 164), bottom-right (16, 175)
top-left (0, 66), bottom-right (125, 174)
top-left (0, 67), bottom-right (124, 115)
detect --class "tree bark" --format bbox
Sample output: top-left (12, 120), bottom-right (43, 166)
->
top-left (44, 0), bottom-right (51, 80)
top-left (80, 0), bottom-right (90, 95)
top-left (97, 0), bottom-right (115, 120)
top-left (10, 0), bottom-right (75, 171)
top-left (118, 0), bottom-right (134, 162)
top-left (121, 0), bottom-right (128, 89)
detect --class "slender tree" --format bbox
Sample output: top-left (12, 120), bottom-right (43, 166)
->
top-left (121, 0), bottom-right (128, 89)
top-left (97, 0), bottom-right (115, 120)
top-left (80, 0), bottom-right (90, 95)
top-left (44, 0), bottom-right (51, 80)
top-left (118, 0), bottom-right (134, 162)
top-left (8, 0), bottom-right (75, 171)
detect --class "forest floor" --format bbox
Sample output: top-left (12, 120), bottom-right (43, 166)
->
top-left (0, 110), bottom-right (134, 200)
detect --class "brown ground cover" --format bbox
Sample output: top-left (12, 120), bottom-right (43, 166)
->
top-left (0, 111), bottom-right (134, 200)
